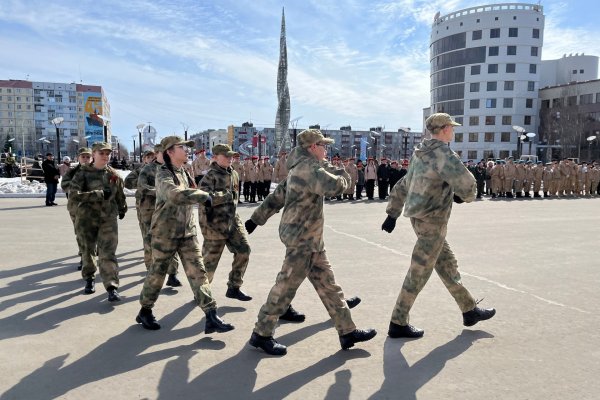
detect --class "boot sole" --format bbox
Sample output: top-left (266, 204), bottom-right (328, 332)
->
top-left (136, 315), bottom-right (161, 330)
top-left (249, 340), bottom-right (287, 356)
top-left (340, 330), bottom-right (378, 350)
top-left (205, 325), bottom-right (235, 334)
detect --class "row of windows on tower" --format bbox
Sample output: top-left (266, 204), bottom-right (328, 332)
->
top-left (472, 28), bottom-right (540, 40)
top-left (471, 63), bottom-right (537, 74)
top-left (455, 131), bottom-right (528, 144)
top-left (470, 81), bottom-right (536, 94)
top-left (488, 46), bottom-right (538, 57)
top-left (469, 98), bottom-right (535, 110)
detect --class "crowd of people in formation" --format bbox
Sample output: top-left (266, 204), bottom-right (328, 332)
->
top-left (53, 113), bottom-right (498, 357)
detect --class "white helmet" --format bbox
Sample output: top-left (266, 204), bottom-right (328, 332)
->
top-left (63, 156), bottom-right (71, 162)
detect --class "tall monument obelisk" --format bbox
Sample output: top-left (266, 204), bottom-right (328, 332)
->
top-left (275, 7), bottom-right (291, 152)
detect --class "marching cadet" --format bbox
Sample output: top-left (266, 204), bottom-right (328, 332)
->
top-left (192, 149), bottom-right (211, 185)
top-left (261, 156), bottom-right (273, 199)
top-left (504, 157), bottom-right (516, 198)
top-left (69, 142), bottom-right (127, 302)
top-left (255, 157), bottom-right (265, 201)
top-left (558, 159), bottom-right (570, 196)
top-left (514, 161), bottom-right (525, 197)
top-left (272, 151), bottom-right (288, 183)
top-left (198, 144), bottom-right (252, 302)
top-left (246, 156), bottom-right (259, 203)
top-left (381, 113), bottom-right (495, 338)
top-left (136, 144), bottom-right (181, 286)
top-left (124, 149), bottom-right (155, 190)
top-left (244, 129), bottom-right (374, 356)
top-left (489, 160), bottom-right (503, 198)
top-left (136, 136), bottom-right (234, 334)
top-left (231, 154), bottom-right (244, 202)
top-left (344, 158), bottom-right (358, 200)
top-left (532, 161), bottom-right (544, 197)
top-left (60, 147), bottom-right (92, 270)
top-left (589, 162), bottom-right (599, 196)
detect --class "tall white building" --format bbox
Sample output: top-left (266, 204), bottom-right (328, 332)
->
top-left (429, 3), bottom-right (544, 160)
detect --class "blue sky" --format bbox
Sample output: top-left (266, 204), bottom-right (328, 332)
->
top-left (0, 0), bottom-right (598, 145)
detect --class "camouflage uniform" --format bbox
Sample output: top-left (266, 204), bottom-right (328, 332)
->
top-left (272, 154), bottom-right (288, 183)
top-left (192, 153), bottom-right (211, 185)
top-left (250, 143), bottom-right (356, 338)
top-left (198, 160), bottom-right (250, 289)
top-left (61, 163), bottom-right (85, 256)
top-left (139, 164), bottom-right (217, 312)
top-left (137, 160), bottom-right (179, 274)
top-left (385, 138), bottom-right (477, 326)
top-left (70, 164), bottom-right (127, 290)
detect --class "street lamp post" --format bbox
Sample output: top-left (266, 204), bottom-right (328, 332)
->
top-left (526, 132), bottom-right (536, 156)
top-left (97, 115), bottom-right (110, 142)
top-left (369, 131), bottom-right (381, 159)
top-left (131, 136), bottom-right (137, 162)
top-left (586, 135), bottom-right (596, 161)
top-left (136, 124), bottom-right (145, 163)
top-left (512, 125), bottom-right (526, 158)
top-left (51, 117), bottom-right (64, 160)
top-left (181, 122), bottom-right (189, 141)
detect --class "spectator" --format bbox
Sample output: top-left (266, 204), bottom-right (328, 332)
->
top-left (42, 153), bottom-right (60, 206)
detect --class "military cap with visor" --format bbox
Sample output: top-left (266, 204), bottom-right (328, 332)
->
top-left (212, 143), bottom-right (237, 157)
top-left (92, 142), bottom-right (112, 151)
top-left (78, 147), bottom-right (92, 155)
top-left (425, 113), bottom-right (461, 132)
top-left (160, 136), bottom-right (194, 151)
top-left (297, 129), bottom-right (334, 148)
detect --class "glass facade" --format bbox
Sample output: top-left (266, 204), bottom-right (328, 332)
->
top-left (431, 47), bottom-right (486, 72)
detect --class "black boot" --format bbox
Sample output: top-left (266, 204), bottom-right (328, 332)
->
top-left (166, 274), bottom-right (182, 287)
top-left (534, 193), bottom-right (541, 198)
top-left (77, 259), bottom-right (82, 271)
top-left (205, 309), bottom-right (234, 334)
top-left (107, 287), bottom-right (121, 302)
top-left (279, 304), bottom-right (305, 322)
top-left (249, 332), bottom-right (287, 356)
top-left (84, 279), bottom-right (95, 294)
top-left (345, 296), bottom-right (361, 309)
top-left (225, 287), bottom-right (252, 301)
top-left (463, 306), bottom-right (496, 327)
top-left (388, 322), bottom-right (424, 338)
top-left (136, 307), bottom-right (161, 330)
top-left (339, 328), bottom-right (377, 350)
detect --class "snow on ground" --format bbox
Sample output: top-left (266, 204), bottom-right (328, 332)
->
top-left (0, 170), bottom-right (135, 198)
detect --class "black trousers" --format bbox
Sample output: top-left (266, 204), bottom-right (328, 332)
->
top-left (378, 179), bottom-right (388, 199)
top-left (243, 182), bottom-right (251, 201)
top-left (356, 184), bottom-right (364, 199)
top-left (365, 180), bottom-right (375, 199)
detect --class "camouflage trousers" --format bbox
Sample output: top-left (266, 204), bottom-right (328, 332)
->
top-left (137, 207), bottom-right (178, 274)
top-left (202, 227), bottom-right (250, 289)
top-left (254, 247), bottom-right (356, 337)
top-left (140, 235), bottom-right (216, 313)
top-left (68, 206), bottom-right (83, 256)
top-left (391, 218), bottom-right (476, 326)
top-left (76, 214), bottom-right (119, 290)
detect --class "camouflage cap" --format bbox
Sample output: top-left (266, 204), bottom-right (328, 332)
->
top-left (78, 147), bottom-right (92, 155)
top-left (425, 113), bottom-right (461, 132)
top-left (160, 136), bottom-right (194, 151)
top-left (143, 149), bottom-right (156, 157)
top-left (212, 143), bottom-right (236, 156)
top-left (297, 129), bottom-right (334, 148)
top-left (92, 142), bottom-right (112, 151)
top-left (154, 144), bottom-right (163, 153)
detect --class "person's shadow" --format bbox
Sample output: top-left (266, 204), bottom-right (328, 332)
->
top-left (156, 320), bottom-right (372, 399)
top-left (368, 330), bottom-right (494, 399)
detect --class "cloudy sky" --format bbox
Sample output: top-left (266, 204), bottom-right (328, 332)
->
top-left (0, 0), bottom-right (598, 144)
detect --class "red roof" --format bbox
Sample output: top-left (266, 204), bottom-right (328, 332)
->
top-left (0, 80), bottom-right (33, 89)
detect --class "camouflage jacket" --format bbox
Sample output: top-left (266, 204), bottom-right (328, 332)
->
top-left (61, 164), bottom-right (83, 212)
top-left (136, 161), bottom-right (161, 210)
top-left (386, 138), bottom-right (476, 222)
top-left (250, 146), bottom-right (350, 251)
top-left (198, 161), bottom-right (242, 240)
top-left (192, 156), bottom-right (211, 177)
top-left (124, 165), bottom-right (143, 190)
top-left (151, 165), bottom-right (210, 239)
top-left (273, 158), bottom-right (288, 182)
top-left (69, 165), bottom-right (127, 218)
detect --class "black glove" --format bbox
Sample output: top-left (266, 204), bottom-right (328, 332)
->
top-left (245, 219), bottom-right (257, 234)
top-left (204, 196), bottom-right (214, 222)
top-left (381, 216), bottom-right (397, 233)
top-left (204, 196), bottom-right (213, 208)
top-left (103, 188), bottom-right (111, 200)
top-left (118, 213), bottom-right (125, 220)
top-left (453, 194), bottom-right (464, 204)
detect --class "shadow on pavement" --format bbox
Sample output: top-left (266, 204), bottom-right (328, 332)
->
top-left (368, 330), bottom-right (495, 399)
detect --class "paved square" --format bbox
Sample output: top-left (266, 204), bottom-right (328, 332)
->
top-left (1, 196), bottom-right (598, 399)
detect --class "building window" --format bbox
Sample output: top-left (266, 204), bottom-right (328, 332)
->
top-left (529, 64), bottom-right (537, 73)
top-left (572, 69), bottom-right (577, 75)
top-left (502, 115), bottom-right (512, 125)
top-left (490, 28), bottom-right (500, 38)
top-left (484, 132), bottom-right (495, 142)
top-left (487, 82), bottom-right (497, 91)
top-left (486, 98), bottom-right (497, 108)
top-left (524, 116), bottom-right (532, 125)
top-left (472, 30), bottom-right (482, 40)
top-left (532, 28), bottom-right (540, 38)
top-left (488, 64), bottom-right (498, 73)
top-left (471, 65), bottom-right (481, 75)
top-left (501, 132), bottom-right (511, 142)
top-left (567, 96), bottom-right (577, 106)
top-left (508, 27), bottom-right (518, 37)
top-left (499, 150), bottom-right (510, 158)
top-left (455, 133), bottom-right (463, 142)
top-left (469, 132), bottom-right (479, 142)
top-left (531, 46), bottom-right (538, 57)
top-left (470, 82), bottom-right (480, 92)
top-left (507, 46), bottom-right (517, 55)
top-left (485, 116), bottom-right (496, 125)
top-left (469, 116), bottom-right (479, 126)
top-left (504, 81), bottom-right (514, 90)
top-left (506, 63), bottom-right (516, 73)
top-left (470, 99), bottom-right (480, 109)
top-left (527, 81), bottom-right (535, 91)
top-left (580, 69), bottom-right (584, 74)
top-left (526, 98), bottom-right (534, 108)
top-left (596, 93), bottom-right (600, 103)
top-left (468, 150), bottom-right (478, 160)
top-left (580, 94), bottom-right (593, 105)
top-left (488, 46), bottom-right (499, 56)
top-left (456, 150), bottom-right (463, 158)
